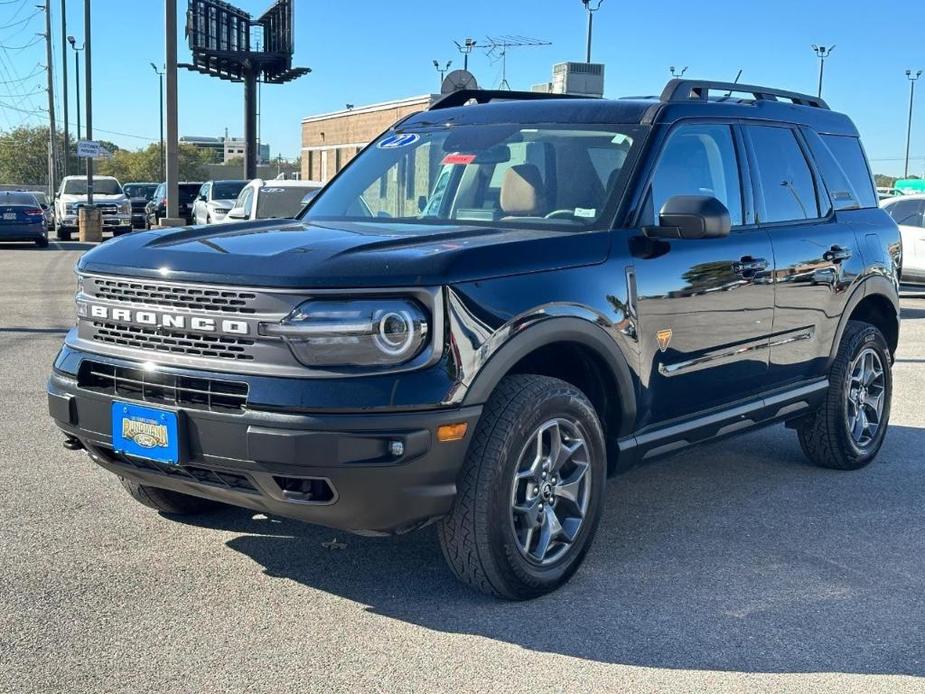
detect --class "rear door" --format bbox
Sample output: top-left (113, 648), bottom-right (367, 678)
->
top-left (883, 198), bottom-right (925, 280)
top-left (743, 124), bottom-right (862, 385)
top-left (630, 122), bottom-right (776, 424)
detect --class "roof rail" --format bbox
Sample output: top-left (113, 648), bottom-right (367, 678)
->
top-left (428, 89), bottom-right (593, 111)
top-left (660, 79), bottom-right (830, 110)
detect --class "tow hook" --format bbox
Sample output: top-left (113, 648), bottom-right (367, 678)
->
top-left (63, 436), bottom-right (84, 451)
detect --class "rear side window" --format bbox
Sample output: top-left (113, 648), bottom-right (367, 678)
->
top-left (885, 198), bottom-right (925, 228)
top-left (820, 135), bottom-right (877, 209)
top-left (747, 126), bottom-right (820, 224)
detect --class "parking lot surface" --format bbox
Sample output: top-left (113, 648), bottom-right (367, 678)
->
top-left (1, 236), bottom-right (923, 693)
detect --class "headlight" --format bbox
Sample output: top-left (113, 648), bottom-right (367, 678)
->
top-left (260, 299), bottom-right (429, 367)
top-left (65, 204), bottom-right (78, 214)
top-left (119, 201), bottom-right (131, 213)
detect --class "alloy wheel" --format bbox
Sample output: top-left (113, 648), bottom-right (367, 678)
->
top-left (845, 347), bottom-right (886, 449)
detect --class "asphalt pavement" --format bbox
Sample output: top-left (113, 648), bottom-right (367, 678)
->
top-left (1, 235), bottom-right (923, 693)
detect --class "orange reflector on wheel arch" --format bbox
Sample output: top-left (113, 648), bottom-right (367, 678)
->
top-left (437, 423), bottom-right (468, 442)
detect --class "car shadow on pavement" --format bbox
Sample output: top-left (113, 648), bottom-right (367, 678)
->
top-left (182, 422), bottom-right (925, 676)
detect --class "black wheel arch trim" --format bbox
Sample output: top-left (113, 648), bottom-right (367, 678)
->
top-left (461, 315), bottom-right (637, 437)
top-left (830, 274), bottom-right (900, 360)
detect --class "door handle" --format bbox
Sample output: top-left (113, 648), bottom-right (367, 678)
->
top-left (732, 256), bottom-right (769, 275)
top-left (823, 245), bottom-right (852, 263)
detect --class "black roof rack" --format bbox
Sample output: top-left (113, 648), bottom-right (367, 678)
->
top-left (660, 79), bottom-right (830, 110)
top-left (428, 89), bottom-right (593, 111)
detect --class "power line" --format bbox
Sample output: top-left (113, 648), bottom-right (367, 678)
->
top-left (0, 64), bottom-right (42, 84)
top-left (1, 36), bottom-right (41, 51)
top-left (0, 8), bottom-right (39, 31)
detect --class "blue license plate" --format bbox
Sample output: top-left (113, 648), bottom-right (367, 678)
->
top-left (112, 402), bottom-right (180, 464)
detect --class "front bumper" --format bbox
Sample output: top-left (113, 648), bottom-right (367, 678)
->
top-left (47, 356), bottom-right (480, 535)
top-left (59, 213), bottom-right (132, 229)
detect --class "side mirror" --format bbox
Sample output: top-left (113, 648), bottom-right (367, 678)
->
top-left (228, 209), bottom-right (247, 220)
top-left (645, 195), bottom-right (731, 240)
top-left (198, 194), bottom-right (207, 202)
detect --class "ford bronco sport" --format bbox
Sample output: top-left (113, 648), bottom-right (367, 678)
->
top-left (48, 80), bottom-right (901, 599)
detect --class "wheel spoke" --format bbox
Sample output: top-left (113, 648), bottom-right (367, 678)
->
top-left (554, 462), bottom-right (588, 506)
top-left (512, 496), bottom-right (543, 529)
top-left (534, 506), bottom-right (563, 560)
top-left (544, 421), bottom-right (562, 471)
top-left (851, 408), bottom-right (867, 442)
top-left (552, 439), bottom-right (584, 473)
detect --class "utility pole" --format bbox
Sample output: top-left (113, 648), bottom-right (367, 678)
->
top-left (811, 44), bottom-right (835, 98)
top-left (150, 63), bottom-right (165, 181)
top-left (454, 38), bottom-right (476, 72)
top-left (581, 0), bottom-right (604, 64)
top-left (165, 0), bottom-right (180, 221)
top-left (43, 1), bottom-right (57, 199)
top-left (905, 70), bottom-right (922, 179)
top-left (60, 0), bottom-right (68, 177)
top-left (433, 59), bottom-right (452, 88)
top-left (84, 0), bottom-right (92, 205)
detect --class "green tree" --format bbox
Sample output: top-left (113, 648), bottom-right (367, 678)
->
top-left (96, 142), bottom-right (212, 183)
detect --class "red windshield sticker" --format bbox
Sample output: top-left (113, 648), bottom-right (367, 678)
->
top-left (442, 153), bottom-right (476, 166)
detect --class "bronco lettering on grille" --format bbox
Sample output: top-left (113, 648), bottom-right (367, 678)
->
top-left (86, 304), bottom-right (250, 335)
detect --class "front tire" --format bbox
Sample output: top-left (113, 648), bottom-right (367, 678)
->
top-left (120, 478), bottom-right (221, 515)
top-left (438, 374), bottom-right (607, 600)
top-left (797, 321), bottom-right (892, 470)
top-left (57, 225), bottom-right (71, 241)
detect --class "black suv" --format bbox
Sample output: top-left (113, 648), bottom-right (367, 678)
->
top-left (48, 80), bottom-right (900, 599)
top-left (144, 182), bottom-right (203, 227)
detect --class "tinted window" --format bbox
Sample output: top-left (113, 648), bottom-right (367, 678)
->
top-left (62, 178), bottom-right (122, 195)
top-left (124, 184), bottom-right (158, 200)
top-left (212, 181), bottom-right (247, 200)
top-left (255, 186), bottom-right (318, 219)
top-left (821, 135), bottom-right (877, 209)
top-left (885, 199), bottom-right (925, 228)
top-left (648, 124), bottom-right (743, 226)
top-left (178, 184), bottom-right (202, 204)
top-left (748, 126), bottom-right (819, 223)
top-left (0, 192), bottom-right (39, 205)
top-left (240, 188), bottom-right (254, 216)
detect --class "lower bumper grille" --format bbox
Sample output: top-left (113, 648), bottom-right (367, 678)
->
top-left (78, 360), bottom-right (248, 412)
top-left (102, 446), bottom-right (259, 493)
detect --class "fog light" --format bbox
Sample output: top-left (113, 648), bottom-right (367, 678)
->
top-left (437, 423), bottom-right (468, 442)
top-left (389, 440), bottom-right (404, 457)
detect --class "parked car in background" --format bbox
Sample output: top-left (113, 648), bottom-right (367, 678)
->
top-left (877, 187), bottom-right (902, 201)
top-left (0, 190), bottom-right (48, 247)
top-left (123, 182), bottom-right (159, 229)
top-left (54, 175), bottom-right (131, 241)
top-left (144, 182), bottom-right (203, 228)
top-left (882, 194), bottom-right (925, 283)
top-left (191, 180), bottom-right (248, 224)
top-left (218, 179), bottom-right (324, 223)
top-left (31, 191), bottom-right (54, 230)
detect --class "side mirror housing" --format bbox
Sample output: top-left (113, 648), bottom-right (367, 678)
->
top-left (645, 195), bottom-right (731, 240)
top-left (228, 209), bottom-right (247, 220)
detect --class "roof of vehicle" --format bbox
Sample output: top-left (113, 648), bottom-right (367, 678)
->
top-left (249, 179), bottom-right (323, 189)
top-left (400, 79), bottom-right (859, 137)
top-left (881, 194), bottom-right (925, 205)
top-left (208, 179), bottom-right (248, 184)
top-left (60, 174), bottom-right (119, 181)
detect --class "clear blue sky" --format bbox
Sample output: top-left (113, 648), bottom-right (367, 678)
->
top-left (1, 0), bottom-right (923, 176)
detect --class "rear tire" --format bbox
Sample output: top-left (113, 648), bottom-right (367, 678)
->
top-left (797, 321), bottom-right (892, 470)
top-left (438, 374), bottom-right (607, 600)
top-left (34, 237), bottom-right (48, 248)
top-left (120, 478), bottom-right (221, 515)
top-left (57, 225), bottom-right (71, 241)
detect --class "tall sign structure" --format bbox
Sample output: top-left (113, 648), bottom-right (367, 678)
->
top-left (184, 0), bottom-right (309, 178)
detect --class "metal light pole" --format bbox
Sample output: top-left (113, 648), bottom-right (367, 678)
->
top-left (433, 59), bottom-right (452, 88)
top-left (905, 70), bottom-right (922, 179)
top-left (67, 36), bottom-right (83, 141)
top-left (150, 63), bottom-right (165, 181)
top-left (812, 44), bottom-right (835, 98)
top-left (84, 0), bottom-right (93, 205)
top-left (670, 66), bottom-right (688, 79)
top-left (165, 0), bottom-right (180, 221)
top-left (60, 0), bottom-right (68, 176)
top-left (454, 38), bottom-right (476, 72)
top-left (43, 2), bottom-right (57, 199)
top-left (581, 0), bottom-right (604, 64)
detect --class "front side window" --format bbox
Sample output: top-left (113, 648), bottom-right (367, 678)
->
top-left (305, 123), bottom-right (641, 231)
top-left (747, 126), bottom-right (820, 224)
top-left (645, 123), bottom-right (744, 226)
top-left (240, 188), bottom-right (254, 216)
top-left (255, 186), bottom-right (315, 219)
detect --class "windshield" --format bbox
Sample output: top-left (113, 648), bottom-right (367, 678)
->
top-left (124, 184), bottom-right (158, 200)
top-left (305, 123), bottom-right (640, 230)
top-left (179, 184), bottom-right (202, 204)
top-left (212, 181), bottom-right (246, 200)
top-left (0, 192), bottom-right (39, 206)
top-left (62, 178), bottom-right (122, 195)
top-left (256, 186), bottom-right (320, 219)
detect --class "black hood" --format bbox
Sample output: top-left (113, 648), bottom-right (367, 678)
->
top-left (77, 218), bottom-right (610, 288)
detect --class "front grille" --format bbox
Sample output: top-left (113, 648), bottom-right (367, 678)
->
top-left (93, 277), bottom-right (258, 314)
top-left (103, 448), bottom-right (259, 493)
top-left (78, 360), bottom-right (249, 412)
top-left (92, 321), bottom-right (256, 360)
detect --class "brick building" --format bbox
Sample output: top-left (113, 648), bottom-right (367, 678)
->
top-left (300, 95), bottom-right (431, 182)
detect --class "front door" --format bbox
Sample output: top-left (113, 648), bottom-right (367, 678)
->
top-left (630, 122), bottom-right (775, 426)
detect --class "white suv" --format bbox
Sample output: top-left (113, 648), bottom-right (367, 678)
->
top-left (190, 180), bottom-right (248, 225)
top-left (218, 179), bottom-right (323, 224)
top-left (55, 176), bottom-right (131, 241)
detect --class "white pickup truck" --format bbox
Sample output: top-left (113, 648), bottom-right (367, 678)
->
top-left (54, 175), bottom-right (132, 241)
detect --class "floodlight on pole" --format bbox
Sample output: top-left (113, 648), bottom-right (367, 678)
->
top-left (67, 36), bottom-right (83, 142)
top-left (811, 44), bottom-right (835, 98)
top-left (670, 65), bottom-right (688, 78)
top-left (434, 59), bottom-right (452, 88)
top-left (905, 69), bottom-right (922, 179)
top-left (150, 62), bottom-right (165, 182)
top-left (454, 37), bottom-right (477, 72)
top-left (580, 0), bottom-right (604, 63)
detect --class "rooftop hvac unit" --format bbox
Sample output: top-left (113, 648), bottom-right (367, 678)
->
top-left (552, 62), bottom-right (605, 97)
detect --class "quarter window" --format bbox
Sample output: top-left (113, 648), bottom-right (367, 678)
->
top-left (820, 135), bottom-right (878, 209)
top-left (747, 126), bottom-right (820, 223)
top-left (646, 124), bottom-right (744, 227)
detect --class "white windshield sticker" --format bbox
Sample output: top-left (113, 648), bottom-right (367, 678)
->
top-left (574, 208), bottom-right (596, 218)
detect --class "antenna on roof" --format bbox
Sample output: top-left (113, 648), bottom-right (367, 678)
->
top-left (723, 69), bottom-right (743, 97)
top-left (483, 35), bottom-right (551, 90)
